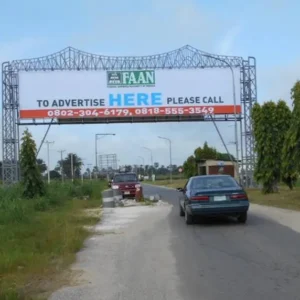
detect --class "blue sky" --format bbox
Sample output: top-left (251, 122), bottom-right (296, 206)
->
top-left (1, 0), bottom-right (299, 170)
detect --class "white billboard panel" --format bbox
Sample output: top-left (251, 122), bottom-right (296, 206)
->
top-left (19, 68), bottom-right (241, 119)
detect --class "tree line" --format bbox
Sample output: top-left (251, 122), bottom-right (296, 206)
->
top-left (121, 163), bottom-right (183, 176)
top-left (252, 80), bottom-right (300, 193)
top-left (0, 150), bottom-right (92, 181)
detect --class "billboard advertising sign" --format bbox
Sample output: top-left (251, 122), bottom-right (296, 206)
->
top-left (18, 68), bottom-right (241, 119)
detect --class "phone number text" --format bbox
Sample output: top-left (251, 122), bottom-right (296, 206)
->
top-left (47, 106), bottom-right (215, 118)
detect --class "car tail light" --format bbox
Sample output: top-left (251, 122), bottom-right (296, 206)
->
top-left (112, 185), bottom-right (119, 189)
top-left (190, 195), bottom-right (209, 201)
top-left (230, 193), bottom-right (248, 200)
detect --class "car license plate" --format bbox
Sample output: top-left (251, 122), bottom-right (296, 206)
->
top-left (124, 191), bottom-right (130, 195)
top-left (214, 196), bottom-right (226, 201)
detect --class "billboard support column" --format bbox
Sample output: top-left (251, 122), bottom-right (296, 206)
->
top-left (209, 115), bottom-right (240, 182)
top-left (202, 54), bottom-right (240, 180)
top-left (36, 119), bottom-right (54, 158)
top-left (2, 63), bottom-right (19, 185)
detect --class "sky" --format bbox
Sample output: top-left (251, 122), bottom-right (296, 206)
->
top-left (0, 0), bottom-right (299, 171)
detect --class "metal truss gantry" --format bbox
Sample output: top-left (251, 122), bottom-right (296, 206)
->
top-left (2, 45), bottom-right (257, 186)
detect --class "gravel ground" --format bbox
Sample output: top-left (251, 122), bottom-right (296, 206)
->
top-left (49, 185), bottom-right (300, 300)
top-left (49, 202), bottom-right (180, 300)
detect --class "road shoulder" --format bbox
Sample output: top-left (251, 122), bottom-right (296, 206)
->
top-left (250, 204), bottom-right (300, 234)
top-left (49, 192), bottom-right (181, 300)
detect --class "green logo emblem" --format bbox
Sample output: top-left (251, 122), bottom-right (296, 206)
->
top-left (107, 70), bottom-right (155, 87)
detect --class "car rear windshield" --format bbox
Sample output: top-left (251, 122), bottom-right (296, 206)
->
top-left (191, 176), bottom-right (238, 190)
top-left (114, 174), bottom-right (138, 183)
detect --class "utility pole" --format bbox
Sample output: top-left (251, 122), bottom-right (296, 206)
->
top-left (71, 153), bottom-right (74, 182)
top-left (142, 147), bottom-right (153, 179)
top-left (45, 140), bottom-right (54, 184)
top-left (58, 150), bottom-right (65, 182)
top-left (87, 163), bottom-right (93, 180)
top-left (80, 159), bottom-right (86, 183)
top-left (158, 136), bottom-right (173, 183)
top-left (94, 133), bottom-right (116, 179)
top-left (138, 156), bottom-right (145, 176)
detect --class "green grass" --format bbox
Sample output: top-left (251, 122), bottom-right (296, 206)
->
top-left (146, 179), bottom-right (300, 211)
top-left (149, 174), bottom-right (184, 181)
top-left (247, 187), bottom-right (300, 211)
top-left (0, 180), bottom-right (105, 300)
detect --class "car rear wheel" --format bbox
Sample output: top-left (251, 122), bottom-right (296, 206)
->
top-left (185, 210), bottom-right (193, 225)
top-left (237, 212), bottom-right (247, 224)
top-left (179, 204), bottom-right (184, 217)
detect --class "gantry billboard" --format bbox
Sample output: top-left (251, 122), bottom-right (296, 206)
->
top-left (18, 68), bottom-right (241, 120)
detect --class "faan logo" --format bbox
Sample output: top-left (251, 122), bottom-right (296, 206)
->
top-left (107, 70), bottom-right (155, 88)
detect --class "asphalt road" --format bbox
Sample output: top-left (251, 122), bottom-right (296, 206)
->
top-left (50, 184), bottom-right (300, 300)
top-left (142, 184), bottom-right (300, 300)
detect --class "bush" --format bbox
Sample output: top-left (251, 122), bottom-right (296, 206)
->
top-left (0, 180), bottom-right (105, 299)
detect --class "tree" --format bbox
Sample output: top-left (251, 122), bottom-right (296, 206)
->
top-left (194, 141), bottom-right (236, 162)
top-left (124, 165), bottom-right (132, 172)
top-left (137, 165), bottom-right (145, 175)
top-left (154, 162), bottom-right (159, 169)
top-left (148, 165), bottom-right (155, 174)
top-left (282, 81), bottom-right (300, 189)
top-left (194, 142), bottom-right (217, 161)
top-left (144, 165), bottom-right (149, 176)
top-left (183, 155), bottom-right (197, 178)
top-left (19, 128), bottom-right (45, 198)
top-left (252, 100), bottom-right (291, 193)
top-left (216, 152), bottom-right (236, 161)
top-left (50, 170), bottom-right (61, 179)
top-left (57, 153), bottom-right (82, 179)
top-left (37, 158), bottom-right (47, 174)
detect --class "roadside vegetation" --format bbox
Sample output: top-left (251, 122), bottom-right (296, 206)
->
top-left (0, 129), bottom-right (105, 299)
top-left (145, 81), bottom-right (300, 211)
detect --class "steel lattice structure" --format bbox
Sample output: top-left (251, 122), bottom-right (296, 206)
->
top-left (98, 154), bottom-right (118, 173)
top-left (2, 45), bottom-right (257, 186)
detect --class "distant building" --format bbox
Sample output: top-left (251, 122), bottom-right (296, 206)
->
top-left (197, 159), bottom-right (239, 180)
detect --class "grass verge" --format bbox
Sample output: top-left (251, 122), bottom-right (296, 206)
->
top-left (0, 180), bottom-right (105, 300)
top-left (247, 187), bottom-right (300, 211)
top-left (145, 179), bottom-right (300, 211)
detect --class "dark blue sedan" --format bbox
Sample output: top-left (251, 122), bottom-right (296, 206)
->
top-left (178, 175), bottom-right (250, 225)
